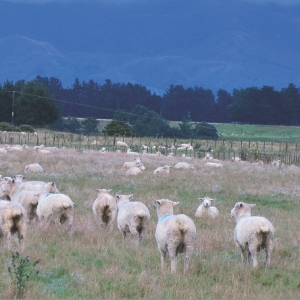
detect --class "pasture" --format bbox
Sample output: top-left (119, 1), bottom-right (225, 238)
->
top-left (0, 146), bottom-right (300, 299)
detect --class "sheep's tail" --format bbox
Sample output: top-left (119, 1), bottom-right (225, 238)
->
top-left (101, 205), bottom-right (113, 224)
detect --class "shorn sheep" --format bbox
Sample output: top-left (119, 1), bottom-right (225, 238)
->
top-left (92, 189), bottom-right (117, 232)
top-left (230, 201), bottom-right (275, 268)
top-left (37, 182), bottom-right (74, 230)
top-left (195, 197), bottom-right (219, 219)
top-left (115, 194), bottom-right (150, 245)
top-left (0, 200), bottom-right (27, 251)
top-left (155, 199), bottom-right (196, 274)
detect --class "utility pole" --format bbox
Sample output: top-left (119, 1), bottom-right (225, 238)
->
top-left (12, 91), bottom-right (15, 125)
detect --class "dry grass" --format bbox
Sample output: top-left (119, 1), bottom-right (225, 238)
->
top-left (0, 148), bottom-right (300, 299)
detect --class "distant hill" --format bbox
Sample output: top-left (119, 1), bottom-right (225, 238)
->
top-left (0, 0), bottom-right (299, 95)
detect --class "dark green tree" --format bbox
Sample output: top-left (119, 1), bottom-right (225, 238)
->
top-left (178, 112), bottom-right (193, 138)
top-left (102, 120), bottom-right (132, 136)
top-left (193, 122), bottom-right (218, 140)
top-left (81, 117), bottom-right (99, 134)
top-left (15, 81), bottom-right (60, 126)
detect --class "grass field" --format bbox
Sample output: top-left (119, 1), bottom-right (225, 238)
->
top-left (0, 148), bottom-right (300, 299)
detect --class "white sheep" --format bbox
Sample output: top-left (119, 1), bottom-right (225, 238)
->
top-left (174, 162), bottom-right (195, 169)
top-left (37, 182), bottom-right (74, 230)
top-left (125, 164), bottom-right (145, 176)
top-left (127, 148), bottom-right (139, 155)
top-left (122, 157), bottom-right (142, 169)
top-left (272, 159), bottom-right (284, 169)
top-left (115, 194), bottom-right (150, 245)
top-left (155, 199), bottom-right (196, 274)
top-left (1, 178), bottom-right (39, 223)
top-left (153, 165), bottom-right (171, 175)
top-left (34, 147), bottom-right (51, 154)
top-left (92, 189), bottom-right (117, 232)
top-left (116, 141), bottom-right (129, 148)
top-left (195, 197), bottom-right (219, 219)
top-left (205, 161), bottom-right (223, 168)
top-left (0, 200), bottom-right (27, 251)
top-left (24, 163), bottom-right (44, 173)
top-left (230, 201), bottom-right (275, 268)
top-left (0, 147), bottom-right (8, 154)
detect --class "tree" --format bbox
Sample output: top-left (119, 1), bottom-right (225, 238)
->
top-left (81, 117), bottom-right (99, 134)
top-left (15, 81), bottom-right (60, 126)
top-left (102, 120), bottom-right (132, 136)
top-left (178, 112), bottom-right (193, 138)
top-left (193, 122), bottom-right (218, 140)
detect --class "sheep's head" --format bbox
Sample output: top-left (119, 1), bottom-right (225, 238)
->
top-left (155, 199), bottom-right (179, 219)
top-left (199, 197), bottom-right (214, 208)
top-left (115, 194), bottom-right (133, 207)
top-left (230, 202), bottom-right (256, 221)
top-left (97, 189), bottom-right (112, 195)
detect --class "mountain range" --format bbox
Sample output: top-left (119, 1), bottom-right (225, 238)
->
top-left (0, 0), bottom-right (299, 95)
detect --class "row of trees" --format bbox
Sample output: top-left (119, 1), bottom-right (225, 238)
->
top-left (0, 76), bottom-right (300, 131)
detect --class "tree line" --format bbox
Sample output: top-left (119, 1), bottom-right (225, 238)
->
top-left (0, 76), bottom-right (300, 132)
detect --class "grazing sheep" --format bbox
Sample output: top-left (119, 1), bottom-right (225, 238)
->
top-left (205, 161), bottom-right (223, 168)
top-left (125, 164), bottom-right (145, 176)
top-left (230, 201), bottom-right (275, 268)
top-left (0, 200), bottom-right (27, 251)
top-left (115, 194), bottom-right (150, 245)
top-left (37, 182), bottom-right (74, 230)
top-left (153, 165), bottom-right (171, 175)
top-left (174, 162), bottom-right (195, 169)
top-left (92, 189), bottom-right (117, 232)
top-left (116, 141), bottom-right (129, 148)
top-left (24, 163), bottom-right (44, 173)
top-left (155, 199), bottom-right (196, 274)
top-left (123, 157), bottom-right (142, 169)
top-left (195, 197), bottom-right (219, 219)
top-left (1, 178), bottom-right (39, 223)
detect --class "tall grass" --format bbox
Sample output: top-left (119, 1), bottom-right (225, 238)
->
top-left (0, 148), bottom-right (300, 299)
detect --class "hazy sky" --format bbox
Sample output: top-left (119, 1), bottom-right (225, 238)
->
top-left (4, 0), bottom-right (300, 5)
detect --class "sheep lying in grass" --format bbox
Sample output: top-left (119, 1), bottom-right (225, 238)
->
top-left (123, 157), bottom-right (142, 169)
top-left (155, 199), bottom-right (196, 274)
top-left (1, 178), bottom-right (39, 223)
top-left (92, 189), bottom-right (117, 232)
top-left (24, 163), bottom-right (44, 173)
top-left (125, 164), bottom-right (145, 176)
top-left (230, 201), bottom-right (275, 268)
top-left (205, 161), bottom-right (223, 168)
top-left (37, 182), bottom-right (74, 231)
top-left (0, 200), bottom-right (27, 251)
top-left (115, 194), bottom-right (150, 245)
top-left (174, 162), bottom-right (195, 170)
top-left (195, 197), bottom-right (219, 219)
top-left (153, 165), bottom-right (171, 175)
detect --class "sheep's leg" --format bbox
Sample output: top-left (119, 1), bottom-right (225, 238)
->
top-left (184, 245), bottom-right (194, 274)
top-left (168, 246), bottom-right (177, 274)
top-left (265, 237), bottom-right (274, 267)
top-left (138, 226), bottom-right (147, 245)
top-left (239, 246), bottom-right (247, 264)
top-left (249, 246), bottom-right (258, 268)
top-left (128, 225), bottom-right (140, 245)
top-left (158, 248), bottom-right (166, 271)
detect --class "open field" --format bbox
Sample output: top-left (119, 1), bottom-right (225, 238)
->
top-left (0, 147), bottom-right (300, 299)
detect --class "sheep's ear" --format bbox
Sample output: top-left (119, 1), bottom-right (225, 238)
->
top-left (12, 179), bottom-right (15, 184)
top-left (156, 200), bottom-right (162, 206)
top-left (51, 182), bottom-right (55, 187)
top-left (129, 194), bottom-right (133, 200)
top-left (239, 202), bottom-right (244, 208)
top-left (198, 198), bottom-right (205, 202)
top-left (107, 189), bottom-right (112, 193)
top-left (115, 194), bottom-right (120, 200)
top-left (249, 204), bottom-right (256, 208)
top-left (173, 201), bottom-right (180, 206)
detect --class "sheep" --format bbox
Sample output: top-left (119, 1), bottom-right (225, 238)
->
top-left (92, 189), bottom-right (117, 231)
top-left (115, 194), bottom-right (150, 245)
top-left (174, 162), bottom-right (195, 169)
top-left (142, 150), bottom-right (161, 156)
top-left (116, 141), bottom-right (129, 148)
top-left (0, 200), bottom-right (27, 251)
top-left (179, 143), bottom-right (191, 148)
top-left (272, 159), bottom-right (284, 169)
top-left (122, 157), bottom-right (142, 169)
top-left (230, 201), bottom-right (275, 268)
top-left (125, 164), bottom-right (145, 176)
top-left (99, 147), bottom-right (106, 153)
top-left (153, 165), bottom-right (171, 175)
top-left (34, 147), bottom-right (51, 154)
top-left (252, 160), bottom-right (264, 166)
top-left (24, 163), bottom-right (44, 173)
top-left (0, 147), bottom-right (8, 154)
top-left (37, 182), bottom-right (74, 230)
top-left (127, 148), bottom-right (140, 155)
top-left (8, 144), bottom-right (28, 152)
top-left (205, 161), bottom-right (223, 168)
top-left (195, 197), bottom-right (219, 219)
top-left (154, 199), bottom-right (196, 274)
top-left (1, 178), bottom-right (39, 223)
top-left (231, 157), bottom-right (241, 162)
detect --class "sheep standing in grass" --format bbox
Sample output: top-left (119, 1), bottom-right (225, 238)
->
top-left (92, 189), bottom-right (117, 232)
top-left (115, 194), bottom-right (150, 245)
top-left (37, 182), bottom-right (74, 230)
top-left (230, 201), bottom-right (275, 268)
top-left (116, 141), bottom-right (129, 148)
top-left (155, 199), bottom-right (196, 274)
top-left (1, 178), bottom-right (39, 223)
top-left (0, 200), bottom-right (27, 251)
top-left (195, 197), bottom-right (219, 219)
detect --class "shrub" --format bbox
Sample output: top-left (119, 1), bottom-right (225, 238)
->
top-left (19, 125), bottom-right (35, 133)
